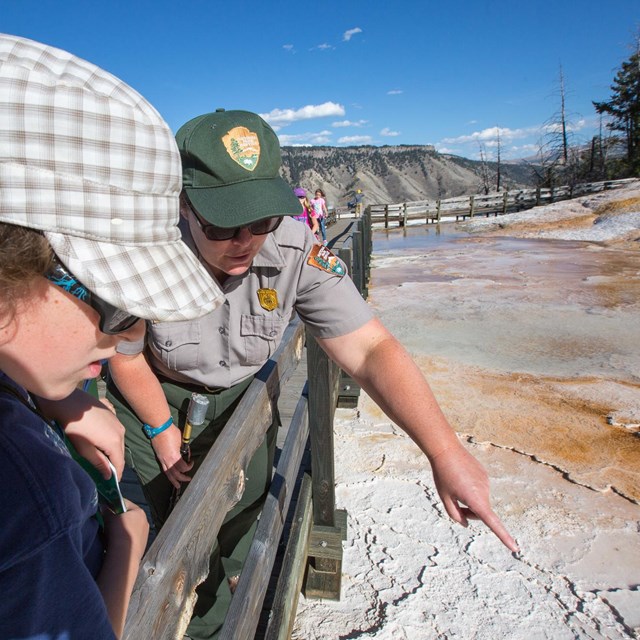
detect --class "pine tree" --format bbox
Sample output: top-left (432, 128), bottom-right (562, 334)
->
top-left (593, 41), bottom-right (640, 175)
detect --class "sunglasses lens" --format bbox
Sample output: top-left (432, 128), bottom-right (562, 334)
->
top-left (203, 227), bottom-right (234, 241)
top-left (85, 291), bottom-right (139, 334)
top-left (250, 217), bottom-right (281, 235)
top-left (98, 306), bottom-right (140, 335)
top-left (202, 217), bottom-right (281, 240)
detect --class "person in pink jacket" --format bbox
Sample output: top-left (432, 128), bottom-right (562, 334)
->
top-left (311, 188), bottom-right (329, 243)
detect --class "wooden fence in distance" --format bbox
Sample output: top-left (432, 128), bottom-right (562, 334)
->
top-left (123, 214), bottom-right (371, 640)
top-left (368, 178), bottom-right (637, 228)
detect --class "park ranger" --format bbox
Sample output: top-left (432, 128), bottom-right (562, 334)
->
top-left (107, 109), bottom-right (518, 640)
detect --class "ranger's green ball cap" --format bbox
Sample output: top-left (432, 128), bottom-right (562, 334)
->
top-left (176, 109), bottom-right (300, 228)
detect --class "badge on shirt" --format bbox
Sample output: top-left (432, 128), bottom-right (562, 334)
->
top-left (257, 288), bottom-right (278, 311)
top-left (307, 244), bottom-right (346, 276)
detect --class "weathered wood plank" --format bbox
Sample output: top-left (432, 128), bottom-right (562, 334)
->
top-left (263, 473), bottom-right (313, 640)
top-left (220, 391), bottom-right (310, 639)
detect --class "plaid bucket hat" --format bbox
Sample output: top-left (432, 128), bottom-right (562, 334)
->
top-left (176, 109), bottom-right (301, 228)
top-left (0, 34), bottom-right (223, 322)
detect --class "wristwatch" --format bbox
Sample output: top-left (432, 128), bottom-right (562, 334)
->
top-left (142, 416), bottom-right (173, 439)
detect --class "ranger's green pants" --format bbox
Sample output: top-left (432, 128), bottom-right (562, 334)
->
top-left (107, 375), bottom-right (278, 640)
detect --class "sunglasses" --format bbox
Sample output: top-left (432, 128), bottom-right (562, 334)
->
top-left (46, 259), bottom-right (140, 335)
top-left (188, 203), bottom-right (283, 241)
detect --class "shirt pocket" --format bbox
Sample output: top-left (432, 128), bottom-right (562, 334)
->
top-left (149, 321), bottom-right (201, 371)
top-left (240, 315), bottom-right (288, 366)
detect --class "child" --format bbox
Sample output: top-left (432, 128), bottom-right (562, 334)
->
top-left (311, 188), bottom-right (329, 243)
top-left (0, 34), bottom-right (222, 639)
top-left (292, 187), bottom-right (320, 236)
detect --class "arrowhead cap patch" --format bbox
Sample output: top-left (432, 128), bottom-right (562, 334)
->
top-left (222, 126), bottom-right (260, 171)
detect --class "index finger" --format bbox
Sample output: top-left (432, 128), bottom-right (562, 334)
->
top-left (471, 505), bottom-right (519, 552)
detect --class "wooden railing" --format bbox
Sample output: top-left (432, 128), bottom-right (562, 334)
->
top-left (367, 178), bottom-right (637, 228)
top-left (123, 214), bottom-right (371, 640)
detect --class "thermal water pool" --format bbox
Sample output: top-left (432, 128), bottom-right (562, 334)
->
top-left (368, 222), bottom-right (640, 500)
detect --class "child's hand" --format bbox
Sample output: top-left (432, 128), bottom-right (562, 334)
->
top-left (98, 500), bottom-right (149, 636)
top-left (46, 389), bottom-right (126, 480)
top-left (102, 499), bottom-right (149, 562)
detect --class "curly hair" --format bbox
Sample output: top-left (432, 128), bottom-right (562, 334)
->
top-left (0, 223), bottom-right (54, 320)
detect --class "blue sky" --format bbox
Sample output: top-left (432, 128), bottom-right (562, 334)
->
top-left (2, 0), bottom-right (638, 159)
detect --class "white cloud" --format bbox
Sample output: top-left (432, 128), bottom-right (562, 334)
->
top-left (278, 130), bottom-right (333, 146)
top-left (436, 117), bottom-right (602, 160)
top-left (542, 118), bottom-right (588, 134)
top-left (337, 135), bottom-right (373, 145)
top-left (260, 102), bottom-right (345, 127)
top-left (442, 126), bottom-right (535, 145)
top-left (343, 27), bottom-right (362, 41)
top-left (438, 125), bottom-right (551, 160)
top-left (435, 146), bottom-right (458, 154)
top-left (387, 89), bottom-right (403, 95)
top-left (314, 43), bottom-right (334, 50)
top-left (283, 44), bottom-right (294, 52)
top-left (512, 143), bottom-right (538, 154)
top-left (333, 119), bottom-right (367, 128)
top-left (380, 127), bottom-right (400, 137)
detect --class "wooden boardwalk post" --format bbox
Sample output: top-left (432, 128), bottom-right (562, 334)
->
top-left (304, 336), bottom-right (346, 600)
top-left (351, 227), bottom-right (364, 295)
top-left (362, 208), bottom-right (372, 298)
top-left (220, 337), bottom-right (310, 639)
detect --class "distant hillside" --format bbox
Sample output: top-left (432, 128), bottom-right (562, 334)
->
top-left (279, 145), bottom-right (536, 208)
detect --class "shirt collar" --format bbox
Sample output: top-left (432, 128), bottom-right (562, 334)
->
top-left (252, 228), bottom-right (287, 269)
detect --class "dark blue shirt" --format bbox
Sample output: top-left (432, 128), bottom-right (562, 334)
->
top-left (0, 374), bottom-right (115, 640)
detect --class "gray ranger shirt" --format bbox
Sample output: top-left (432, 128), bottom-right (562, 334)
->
top-left (117, 217), bottom-right (373, 389)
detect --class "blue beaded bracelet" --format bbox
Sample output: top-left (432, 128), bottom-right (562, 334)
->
top-left (142, 416), bottom-right (174, 439)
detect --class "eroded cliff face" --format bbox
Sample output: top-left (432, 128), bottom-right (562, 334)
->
top-left (280, 145), bottom-right (535, 207)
